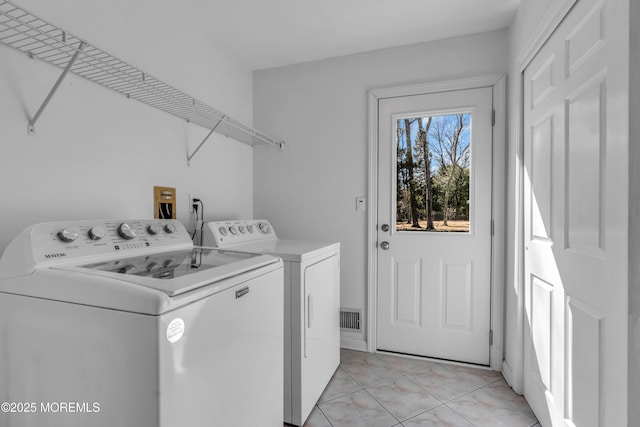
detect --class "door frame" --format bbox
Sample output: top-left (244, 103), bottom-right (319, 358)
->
top-left (367, 74), bottom-right (506, 370)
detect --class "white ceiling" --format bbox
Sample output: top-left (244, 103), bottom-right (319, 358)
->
top-left (11, 0), bottom-right (521, 72)
top-left (203, 0), bottom-right (522, 70)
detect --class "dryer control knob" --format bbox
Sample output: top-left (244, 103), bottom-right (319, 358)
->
top-left (258, 222), bottom-right (270, 234)
top-left (118, 223), bottom-right (137, 240)
top-left (58, 227), bottom-right (80, 242)
top-left (164, 223), bottom-right (177, 234)
top-left (88, 226), bottom-right (106, 241)
top-left (147, 224), bottom-right (160, 235)
top-left (229, 226), bottom-right (238, 235)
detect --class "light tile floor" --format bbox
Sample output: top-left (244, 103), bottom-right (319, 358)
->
top-left (298, 349), bottom-right (539, 427)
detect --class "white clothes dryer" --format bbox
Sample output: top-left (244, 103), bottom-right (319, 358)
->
top-left (202, 220), bottom-right (340, 426)
top-left (0, 219), bottom-right (284, 427)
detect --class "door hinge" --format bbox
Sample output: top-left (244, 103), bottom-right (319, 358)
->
top-left (492, 109), bottom-right (496, 126)
top-left (489, 329), bottom-right (494, 346)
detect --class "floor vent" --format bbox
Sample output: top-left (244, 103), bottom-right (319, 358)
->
top-left (340, 309), bottom-right (362, 332)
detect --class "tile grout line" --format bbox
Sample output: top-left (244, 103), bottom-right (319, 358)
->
top-left (362, 388), bottom-right (402, 426)
top-left (332, 352), bottom-right (535, 427)
top-left (477, 378), bottom-right (540, 422)
top-left (440, 383), bottom-right (539, 427)
top-left (362, 373), bottom-right (461, 426)
top-left (340, 364), bottom-right (404, 391)
top-left (399, 376), bottom-right (491, 426)
top-left (337, 358), bottom-right (406, 425)
top-left (394, 402), bottom-right (454, 426)
top-left (317, 387), bottom-right (363, 405)
top-left (327, 358), bottom-right (426, 426)
top-left (340, 355), bottom-right (468, 424)
top-left (316, 366), bottom-right (364, 405)
top-left (442, 401), bottom-right (481, 427)
top-left (315, 404), bottom-right (336, 427)
top-left (403, 371), bottom-right (486, 404)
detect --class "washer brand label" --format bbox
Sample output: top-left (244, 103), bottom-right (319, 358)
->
top-left (166, 318), bottom-right (185, 343)
top-left (44, 253), bottom-right (66, 259)
top-left (235, 286), bottom-right (249, 299)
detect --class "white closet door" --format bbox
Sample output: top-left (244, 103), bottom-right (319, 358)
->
top-left (523, 0), bottom-right (628, 425)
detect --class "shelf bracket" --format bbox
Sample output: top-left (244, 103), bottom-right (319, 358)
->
top-left (28, 41), bottom-right (85, 134)
top-left (187, 115), bottom-right (226, 165)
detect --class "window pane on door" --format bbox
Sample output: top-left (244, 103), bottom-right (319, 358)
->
top-left (395, 112), bottom-right (471, 233)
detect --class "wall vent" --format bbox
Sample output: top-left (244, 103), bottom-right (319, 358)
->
top-left (340, 309), bottom-right (362, 332)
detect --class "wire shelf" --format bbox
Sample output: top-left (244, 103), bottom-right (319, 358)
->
top-left (0, 0), bottom-right (284, 152)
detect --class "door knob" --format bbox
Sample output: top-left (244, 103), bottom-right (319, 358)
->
top-left (380, 241), bottom-right (390, 250)
top-left (381, 224), bottom-right (390, 232)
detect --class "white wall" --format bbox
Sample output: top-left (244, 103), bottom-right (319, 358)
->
top-left (0, 0), bottom-right (254, 251)
top-left (629, 0), bottom-right (640, 423)
top-left (253, 30), bottom-right (509, 346)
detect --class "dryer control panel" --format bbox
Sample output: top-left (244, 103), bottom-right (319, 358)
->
top-left (202, 220), bottom-right (276, 247)
top-left (0, 219), bottom-right (193, 277)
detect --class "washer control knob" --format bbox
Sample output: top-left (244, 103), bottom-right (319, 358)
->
top-left (147, 224), bottom-right (161, 235)
top-left (88, 226), bottom-right (106, 241)
top-left (164, 223), bottom-right (177, 234)
top-left (58, 227), bottom-right (80, 242)
top-left (229, 226), bottom-right (238, 235)
top-left (119, 264), bottom-right (137, 274)
top-left (258, 222), bottom-right (270, 234)
top-left (118, 223), bottom-right (137, 240)
top-left (247, 225), bottom-right (254, 233)
top-left (238, 225), bottom-right (246, 234)
top-left (218, 227), bottom-right (228, 236)
top-left (146, 262), bottom-right (160, 272)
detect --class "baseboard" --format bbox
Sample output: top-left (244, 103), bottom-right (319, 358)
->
top-left (501, 359), bottom-right (523, 395)
top-left (340, 335), bottom-right (367, 352)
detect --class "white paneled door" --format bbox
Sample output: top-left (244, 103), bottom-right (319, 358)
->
top-left (376, 87), bottom-right (493, 365)
top-left (523, 0), bottom-right (628, 425)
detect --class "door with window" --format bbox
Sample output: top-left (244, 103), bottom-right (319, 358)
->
top-left (376, 87), bottom-right (493, 365)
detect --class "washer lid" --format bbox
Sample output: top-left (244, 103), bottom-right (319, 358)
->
top-left (56, 247), bottom-right (279, 296)
top-left (217, 240), bottom-right (340, 262)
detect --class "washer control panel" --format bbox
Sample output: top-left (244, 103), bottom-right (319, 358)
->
top-left (31, 219), bottom-right (192, 264)
top-left (0, 219), bottom-right (194, 278)
top-left (202, 220), bottom-right (276, 247)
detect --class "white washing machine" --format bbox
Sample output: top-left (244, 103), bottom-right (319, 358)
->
top-left (202, 219), bottom-right (340, 426)
top-left (0, 219), bottom-right (284, 427)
